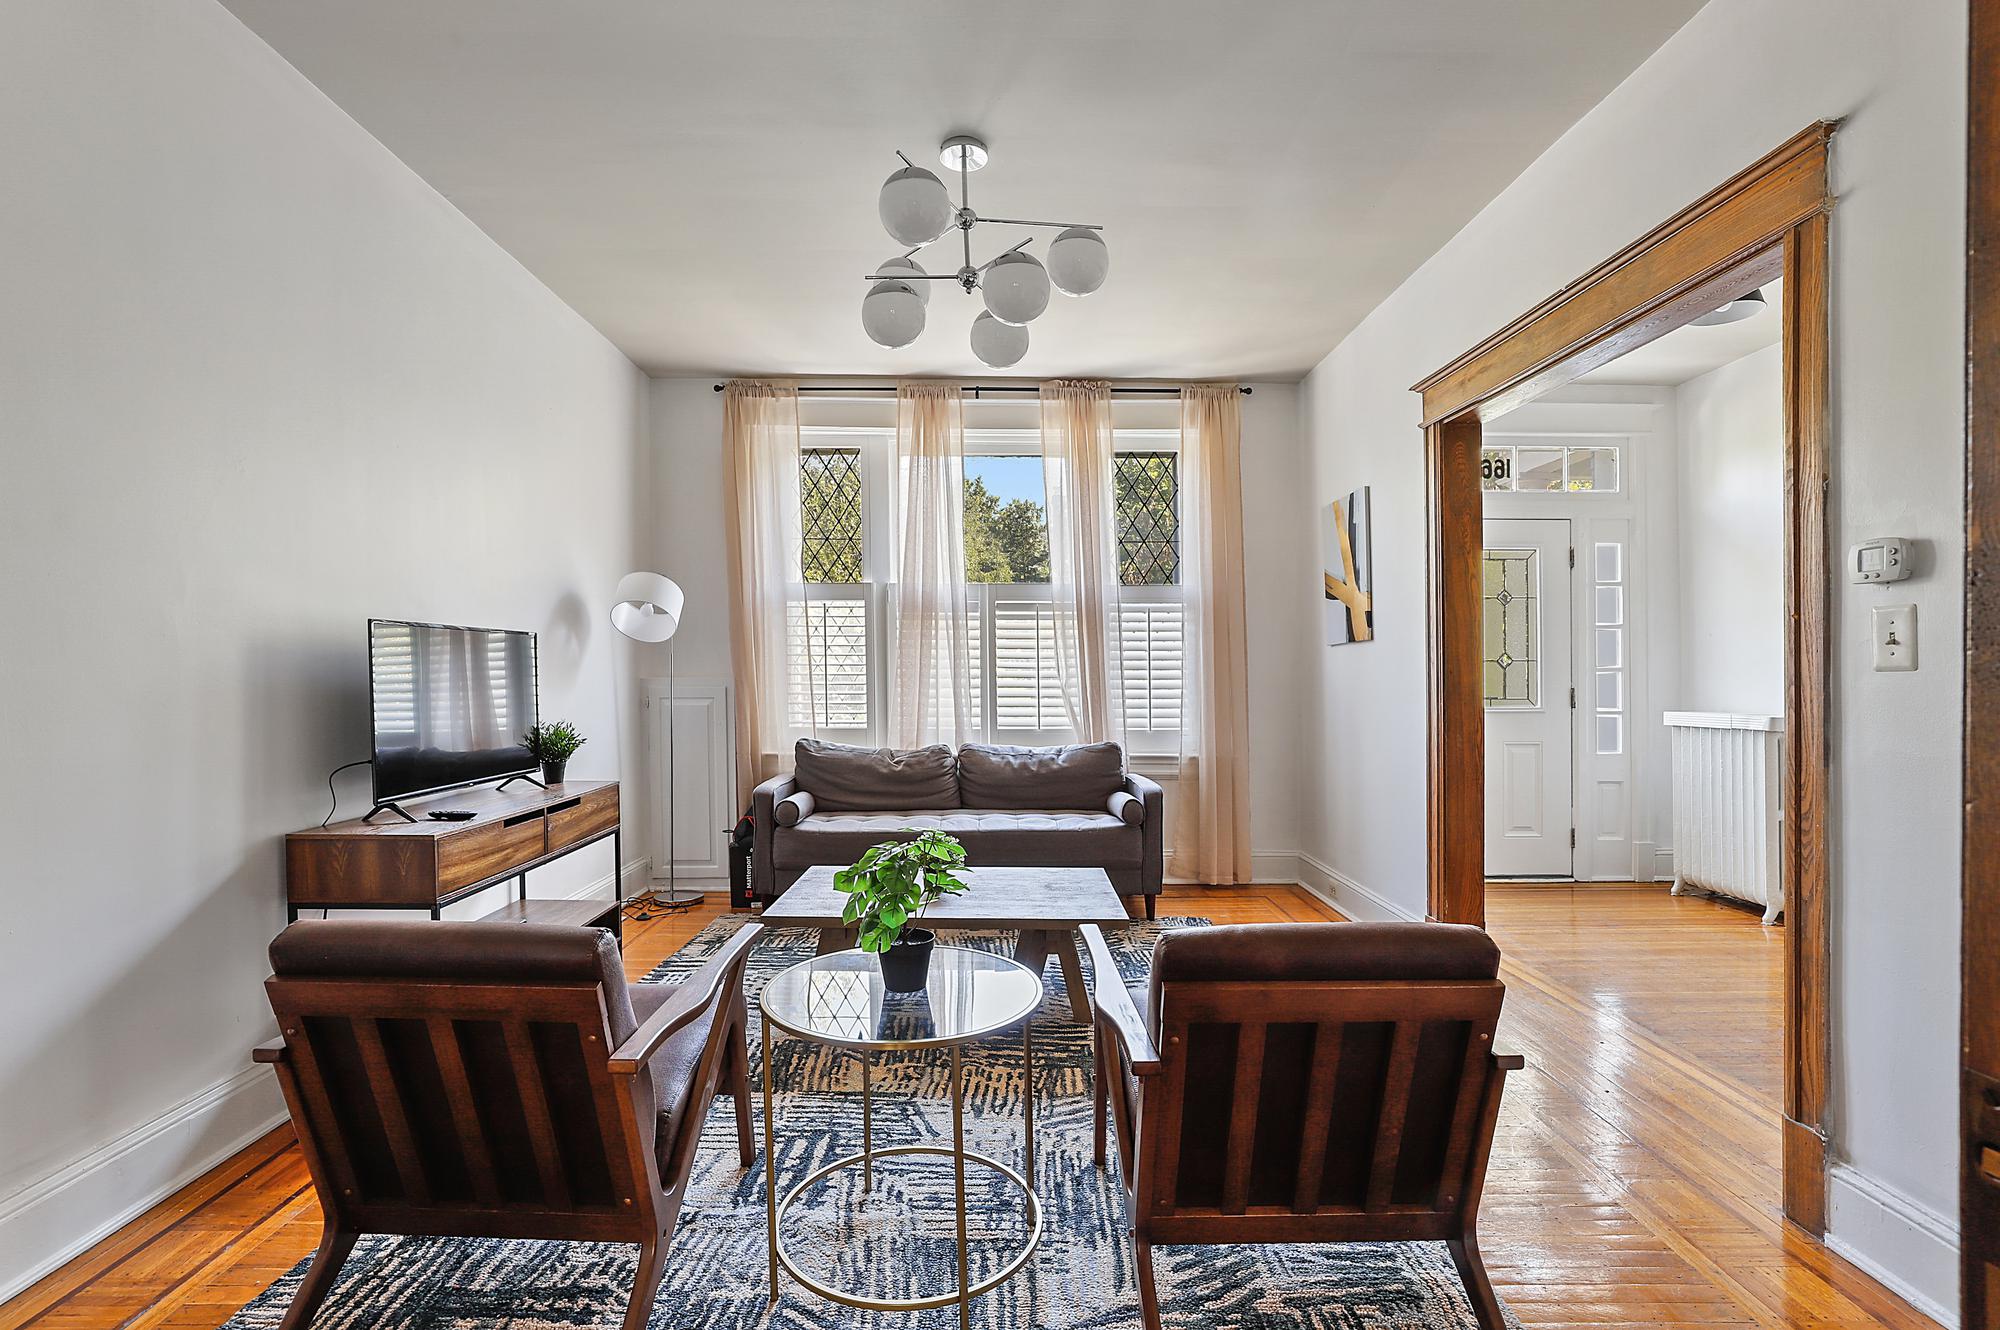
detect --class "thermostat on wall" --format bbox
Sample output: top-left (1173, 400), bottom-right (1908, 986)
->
top-left (1849, 537), bottom-right (1911, 584)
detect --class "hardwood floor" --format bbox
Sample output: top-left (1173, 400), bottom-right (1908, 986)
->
top-left (0, 883), bottom-right (1937, 1329)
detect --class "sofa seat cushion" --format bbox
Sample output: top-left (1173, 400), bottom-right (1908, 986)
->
top-left (773, 809), bottom-right (1141, 869)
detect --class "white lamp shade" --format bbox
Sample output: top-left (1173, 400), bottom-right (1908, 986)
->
top-left (981, 249), bottom-right (1050, 326)
top-left (874, 254), bottom-right (930, 305)
top-left (610, 571), bottom-right (683, 642)
top-left (862, 279), bottom-right (926, 348)
top-left (970, 311), bottom-right (1029, 368)
top-left (1689, 288), bottom-right (1768, 326)
top-left (1047, 226), bottom-right (1109, 297)
top-left (878, 166), bottom-right (953, 247)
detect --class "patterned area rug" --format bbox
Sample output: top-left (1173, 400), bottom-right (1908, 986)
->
top-left (227, 919), bottom-right (1517, 1329)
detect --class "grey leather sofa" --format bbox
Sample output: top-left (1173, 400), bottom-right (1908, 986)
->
top-left (751, 739), bottom-right (1166, 918)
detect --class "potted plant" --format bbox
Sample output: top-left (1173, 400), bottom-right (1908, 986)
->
top-left (522, 720), bottom-right (586, 785)
top-left (835, 830), bottom-right (970, 992)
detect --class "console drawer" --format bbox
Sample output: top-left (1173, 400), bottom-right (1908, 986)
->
top-left (437, 817), bottom-right (545, 892)
top-left (548, 786), bottom-right (619, 852)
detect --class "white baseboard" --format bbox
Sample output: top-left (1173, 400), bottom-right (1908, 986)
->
top-left (0, 1064), bottom-right (286, 1304)
top-left (1294, 853), bottom-right (1423, 922)
top-left (1249, 851), bottom-right (1302, 886)
top-left (1826, 1162), bottom-right (1960, 1328)
top-left (0, 852), bottom-right (662, 1305)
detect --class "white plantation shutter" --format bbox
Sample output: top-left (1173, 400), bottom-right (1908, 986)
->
top-left (372, 623), bottom-right (417, 736)
top-left (1117, 596), bottom-right (1184, 735)
top-left (991, 597), bottom-right (1069, 734)
top-left (787, 592), bottom-right (873, 733)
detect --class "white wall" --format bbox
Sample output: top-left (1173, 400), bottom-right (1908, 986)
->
top-left (1675, 344), bottom-right (1786, 714)
top-left (1294, 0), bottom-right (1963, 1317)
top-left (0, 0), bottom-right (649, 1298)
top-left (645, 378), bottom-right (1309, 878)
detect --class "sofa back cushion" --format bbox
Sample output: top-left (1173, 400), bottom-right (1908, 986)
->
top-left (957, 741), bottom-right (1125, 809)
top-left (792, 739), bottom-right (960, 812)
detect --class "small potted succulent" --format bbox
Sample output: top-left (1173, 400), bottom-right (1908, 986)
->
top-left (835, 830), bottom-right (969, 992)
top-left (522, 720), bottom-right (586, 785)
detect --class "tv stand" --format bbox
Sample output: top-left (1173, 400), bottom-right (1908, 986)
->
top-left (496, 772), bottom-right (547, 793)
top-left (361, 800), bottom-right (418, 824)
top-left (286, 779), bottom-right (624, 941)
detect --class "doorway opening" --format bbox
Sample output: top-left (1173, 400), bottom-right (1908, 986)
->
top-left (1416, 123), bottom-right (1834, 1232)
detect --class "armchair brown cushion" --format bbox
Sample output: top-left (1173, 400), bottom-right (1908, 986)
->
top-left (627, 981), bottom-right (723, 1173)
top-left (793, 739), bottom-right (959, 812)
top-left (957, 740), bottom-right (1125, 809)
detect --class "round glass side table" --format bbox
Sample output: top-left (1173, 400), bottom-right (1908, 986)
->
top-left (758, 946), bottom-right (1044, 1328)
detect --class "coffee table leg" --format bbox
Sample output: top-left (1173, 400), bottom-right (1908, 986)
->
top-left (815, 927), bottom-right (855, 956)
top-left (762, 1016), bottom-right (778, 1304)
top-left (1053, 930), bottom-right (1093, 1025)
top-left (1013, 928), bottom-right (1050, 983)
top-left (951, 1043), bottom-right (971, 1330)
top-left (1023, 1020), bottom-right (1035, 1185)
top-left (859, 1048), bottom-right (872, 1192)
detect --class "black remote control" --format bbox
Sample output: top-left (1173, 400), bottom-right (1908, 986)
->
top-left (427, 810), bottom-right (476, 821)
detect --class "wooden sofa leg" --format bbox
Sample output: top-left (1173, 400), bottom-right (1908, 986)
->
top-left (1132, 1233), bottom-right (1163, 1330)
top-left (1447, 1230), bottom-right (1505, 1330)
top-left (279, 1220), bottom-right (358, 1330)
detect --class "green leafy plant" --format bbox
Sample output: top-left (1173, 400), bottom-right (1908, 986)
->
top-left (835, 830), bottom-right (970, 953)
top-left (522, 720), bottom-right (587, 763)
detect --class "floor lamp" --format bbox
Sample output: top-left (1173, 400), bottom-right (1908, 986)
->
top-left (611, 571), bottom-right (699, 916)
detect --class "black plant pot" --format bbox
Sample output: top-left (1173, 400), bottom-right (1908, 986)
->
top-left (877, 928), bottom-right (936, 993)
top-left (541, 760), bottom-right (567, 785)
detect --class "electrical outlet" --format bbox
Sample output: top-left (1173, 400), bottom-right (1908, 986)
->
top-left (1872, 603), bottom-right (1917, 671)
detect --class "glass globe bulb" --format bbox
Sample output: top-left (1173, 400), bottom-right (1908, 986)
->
top-left (878, 167), bottom-right (952, 247)
top-left (970, 311), bottom-right (1029, 367)
top-left (862, 280), bottom-right (925, 348)
top-left (1048, 227), bottom-right (1109, 297)
top-left (982, 250), bottom-right (1050, 326)
top-left (874, 255), bottom-right (930, 305)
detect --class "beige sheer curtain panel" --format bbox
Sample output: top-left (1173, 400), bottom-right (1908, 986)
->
top-left (1174, 383), bottom-right (1252, 884)
top-left (722, 379), bottom-right (805, 808)
top-left (1041, 379), bottom-right (1124, 741)
top-left (892, 382), bottom-right (976, 748)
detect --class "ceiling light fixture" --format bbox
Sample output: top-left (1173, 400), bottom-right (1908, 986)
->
top-left (1689, 287), bottom-right (1768, 327)
top-left (865, 136), bottom-right (1109, 366)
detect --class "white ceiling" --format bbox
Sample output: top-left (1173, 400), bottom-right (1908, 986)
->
top-left (219, 1), bottom-right (1704, 379)
top-left (1577, 282), bottom-right (1782, 386)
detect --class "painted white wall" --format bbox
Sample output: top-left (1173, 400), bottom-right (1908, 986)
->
top-left (1294, 0), bottom-right (1963, 1316)
top-left (1674, 344), bottom-right (1786, 714)
top-left (0, 0), bottom-right (649, 1297)
top-left (644, 378), bottom-right (1309, 878)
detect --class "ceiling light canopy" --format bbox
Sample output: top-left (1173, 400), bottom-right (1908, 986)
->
top-left (864, 136), bottom-right (1108, 367)
top-left (1690, 287), bottom-right (1768, 327)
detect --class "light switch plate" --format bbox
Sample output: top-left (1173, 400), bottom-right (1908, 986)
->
top-left (1872, 603), bottom-right (1917, 671)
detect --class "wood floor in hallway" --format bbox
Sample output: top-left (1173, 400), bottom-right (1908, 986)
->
top-left (0, 883), bottom-right (1938, 1329)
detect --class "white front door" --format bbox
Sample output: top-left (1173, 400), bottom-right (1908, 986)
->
top-left (1483, 518), bottom-right (1574, 878)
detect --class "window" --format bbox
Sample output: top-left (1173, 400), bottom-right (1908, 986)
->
top-left (1480, 443), bottom-right (1621, 493)
top-left (789, 426), bottom-right (1185, 751)
top-left (1481, 548), bottom-right (1539, 708)
top-left (1592, 541), bottom-right (1626, 754)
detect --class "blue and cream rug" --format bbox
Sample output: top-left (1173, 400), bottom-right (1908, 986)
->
top-left (227, 919), bottom-right (1516, 1329)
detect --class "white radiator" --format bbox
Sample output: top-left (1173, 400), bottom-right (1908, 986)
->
top-left (1664, 712), bottom-right (1784, 924)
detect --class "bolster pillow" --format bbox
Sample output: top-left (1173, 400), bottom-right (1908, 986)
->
top-left (774, 791), bottom-right (816, 827)
top-left (1108, 790), bottom-right (1144, 825)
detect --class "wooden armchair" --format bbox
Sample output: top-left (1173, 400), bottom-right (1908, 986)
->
top-left (255, 919), bottom-right (760, 1330)
top-left (1085, 921), bottom-right (1522, 1330)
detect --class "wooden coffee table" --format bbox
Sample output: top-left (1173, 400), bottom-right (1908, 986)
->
top-left (761, 865), bottom-right (1131, 1024)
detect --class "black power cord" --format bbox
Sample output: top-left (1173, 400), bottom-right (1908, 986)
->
top-left (320, 759), bottom-right (372, 827)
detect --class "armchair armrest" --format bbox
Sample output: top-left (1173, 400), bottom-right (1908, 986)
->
top-left (252, 1038), bottom-right (288, 1065)
top-left (1081, 924), bottom-right (1160, 1074)
top-left (609, 924), bottom-right (762, 1075)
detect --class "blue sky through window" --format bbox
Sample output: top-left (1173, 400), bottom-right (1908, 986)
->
top-left (966, 455), bottom-right (1045, 507)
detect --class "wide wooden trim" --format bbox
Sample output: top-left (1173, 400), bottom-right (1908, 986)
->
top-left (1964, 0), bottom-right (2000, 1322)
top-left (1413, 122), bottom-right (1834, 426)
top-left (1419, 125), bottom-right (1835, 1236)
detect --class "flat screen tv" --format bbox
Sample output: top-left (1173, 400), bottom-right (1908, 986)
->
top-left (369, 619), bottom-right (540, 805)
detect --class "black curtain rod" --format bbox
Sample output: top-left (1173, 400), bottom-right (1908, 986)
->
top-left (710, 383), bottom-right (1251, 396)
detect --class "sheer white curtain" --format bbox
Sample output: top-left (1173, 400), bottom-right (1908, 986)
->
top-left (891, 382), bottom-right (976, 747)
top-left (1041, 379), bottom-right (1124, 742)
top-left (722, 379), bottom-right (805, 807)
top-left (1174, 383), bottom-right (1252, 884)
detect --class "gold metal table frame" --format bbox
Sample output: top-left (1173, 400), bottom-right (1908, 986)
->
top-left (758, 947), bottom-right (1045, 1327)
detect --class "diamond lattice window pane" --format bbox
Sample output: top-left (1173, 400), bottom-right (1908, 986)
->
top-left (1114, 453), bottom-right (1180, 585)
top-left (800, 449), bottom-right (864, 584)
top-left (1481, 548), bottom-right (1539, 708)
